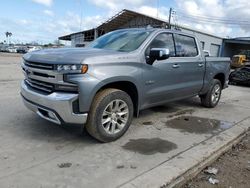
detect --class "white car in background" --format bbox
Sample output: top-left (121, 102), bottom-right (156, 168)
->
top-left (7, 47), bottom-right (17, 53)
top-left (27, 46), bottom-right (42, 53)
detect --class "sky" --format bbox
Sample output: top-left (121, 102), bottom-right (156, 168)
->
top-left (0, 0), bottom-right (250, 44)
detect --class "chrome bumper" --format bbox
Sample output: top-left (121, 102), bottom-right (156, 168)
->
top-left (21, 81), bottom-right (88, 125)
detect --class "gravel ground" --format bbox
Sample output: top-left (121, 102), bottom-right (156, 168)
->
top-left (183, 131), bottom-right (250, 188)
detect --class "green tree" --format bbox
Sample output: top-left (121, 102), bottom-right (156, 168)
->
top-left (5, 31), bottom-right (13, 44)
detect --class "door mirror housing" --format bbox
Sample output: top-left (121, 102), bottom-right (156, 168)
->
top-left (148, 48), bottom-right (170, 65)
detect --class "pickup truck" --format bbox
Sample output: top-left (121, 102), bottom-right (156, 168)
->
top-left (21, 28), bottom-right (230, 142)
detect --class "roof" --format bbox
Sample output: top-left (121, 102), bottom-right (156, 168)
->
top-left (59, 9), bottom-right (222, 41)
top-left (224, 37), bottom-right (250, 44)
top-left (59, 28), bottom-right (95, 41)
top-left (96, 9), bottom-right (167, 32)
top-left (231, 37), bottom-right (250, 41)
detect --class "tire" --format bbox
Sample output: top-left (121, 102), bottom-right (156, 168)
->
top-left (200, 79), bottom-right (222, 108)
top-left (86, 88), bottom-right (134, 142)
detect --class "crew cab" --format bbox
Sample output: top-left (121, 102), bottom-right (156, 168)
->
top-left (21, 28), bottom-right (230, 142)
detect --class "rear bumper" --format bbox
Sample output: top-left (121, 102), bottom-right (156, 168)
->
top-left (21, 80), bottom-right (88, 125)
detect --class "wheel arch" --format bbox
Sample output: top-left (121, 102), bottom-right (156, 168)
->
top-left (93, 80), bottom-right (140, 116)
top-left (214, 73), bottom-right (225, 88)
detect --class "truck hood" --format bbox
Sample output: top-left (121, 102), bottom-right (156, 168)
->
top-left (23, 47), bottom-right (127, 64)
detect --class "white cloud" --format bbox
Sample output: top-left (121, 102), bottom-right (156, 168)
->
top-left (18, 19), bottom-right (30, 25)
top-left (32, 0), bottom-right (53, 7)
top-left (2, 0), bottom-right (250, 44)
top-left (89, 0), bottom-right (152, 12)
top-left (174, 0), bottom-right (250, 37)
top-left (0, 11), bottom-right (104, 44)
top-left (137, 6), bottom-right (169, 20)
top-left (43, 10), bottom-right (54, 16)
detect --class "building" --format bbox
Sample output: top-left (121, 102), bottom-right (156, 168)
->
top-left (59, 9), bottom-right (170, 47)
top-left (222, 37), bottom-right (250, 58)
top-left (59, 9), bottom-right (226, 57)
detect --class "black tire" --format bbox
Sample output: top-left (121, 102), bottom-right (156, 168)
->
top-left (85, 88), bottom-right (134, 143)
top-left (200, 79), bottom-right (222, 108)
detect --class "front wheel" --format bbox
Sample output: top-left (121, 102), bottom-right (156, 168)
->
top-left (86, 88), bottom-right (134, 142)
top-left (200, 79), bottom-right (222, 108)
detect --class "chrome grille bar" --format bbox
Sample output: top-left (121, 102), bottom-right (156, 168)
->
top-left (25, 79), bottom-right (54, 93)
top-left (24, 61), bottom-right (54, 70)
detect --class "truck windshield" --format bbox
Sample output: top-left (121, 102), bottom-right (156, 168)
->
top-left (89, 30), bottom-right (152, 52)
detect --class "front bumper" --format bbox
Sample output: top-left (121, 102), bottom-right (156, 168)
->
top-left (21, 80), bottom-right (88, 125)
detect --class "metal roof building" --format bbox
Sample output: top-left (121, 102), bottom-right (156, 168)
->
top-left (222, 37), bottom-right (250, 58)
top-left (59, 9), bottom-right (168, 44)
top-left (59, 9), bottom-right (224, 56)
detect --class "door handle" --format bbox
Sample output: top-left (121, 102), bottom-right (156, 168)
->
top-left (172, 64), bottom-right (180, 68)
top-left (198, 63), bottom-right (204, 67)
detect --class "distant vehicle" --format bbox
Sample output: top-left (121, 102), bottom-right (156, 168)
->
top-left (27, 46), bottom-right (42, 53)
top-left (0, 45), bottom-right (9, 52)
top-left (7, 46), bottom-right (17, 53)
top-left (75, 44), bottom-right (85, 47)
top-left (229, 66), bottom-right (250, 86)
top-left (21, 28), bottom-right (231, 142)
top-left (17, 46), bottom-right (28, 53)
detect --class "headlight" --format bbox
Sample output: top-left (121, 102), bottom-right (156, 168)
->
top-left (56, 64), bottom-right (88, 73)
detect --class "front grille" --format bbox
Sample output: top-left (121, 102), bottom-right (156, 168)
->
top-left (24, 61), bottom-right (54, 70)
top-left (25, 78), bottom-right (78, 94)
top-left (25, 78), bottom-right (54, 94)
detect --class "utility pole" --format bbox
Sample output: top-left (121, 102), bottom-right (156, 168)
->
top-left (79, 0), bottom-right (83, 31)
top-left (156, 0), bottom-right (159, 18)
top-left (168, 7), bottom-right (172, 29)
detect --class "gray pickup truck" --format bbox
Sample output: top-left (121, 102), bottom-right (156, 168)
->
top-left (21, 28), bottom-right (230, 142)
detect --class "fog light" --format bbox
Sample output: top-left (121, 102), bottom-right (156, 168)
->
top-left (48, 111), bottom-right (57, 120)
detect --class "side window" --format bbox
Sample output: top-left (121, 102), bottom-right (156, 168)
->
top-left (174, 34), bottom-right (198, 57)
top-left (200, 41), bottom-right (205, 50)
top-left (146, 33), bottom-right (175, 57)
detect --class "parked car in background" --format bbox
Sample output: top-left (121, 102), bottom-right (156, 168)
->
top-left (21, 28), bottom-right (231, 142)
top-left (27, 46), bottom-right (42, 53)
top-left (7, 46), bottom-right (17, 53)
top-left (75, 44), bottom-right (86, 47)
top-left (0, 45), bottom-right (9, 52)
top-left (17, 46), bottom-right (28, 53)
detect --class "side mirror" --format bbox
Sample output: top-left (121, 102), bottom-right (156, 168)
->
top-left (148, 48), bottom-right (170, 65)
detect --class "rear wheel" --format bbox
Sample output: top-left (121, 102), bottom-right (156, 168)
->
top-left (86, 88), bottom-right (134, 142)
top-left (200, 79), bottom-right (222, 108)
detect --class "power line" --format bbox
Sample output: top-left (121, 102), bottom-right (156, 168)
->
top-left (170, 8), bottom-right (250, 26)
top-left (178, 15), bottom-right (250, 26)
top-left (156, 0), bottom-right (159, 18)
top-left (177, 12), bottom-right (250, 23)
top-left (78, 0), bottom-right (83, 31)
top-left (172, 7), bottom-right (250, 23)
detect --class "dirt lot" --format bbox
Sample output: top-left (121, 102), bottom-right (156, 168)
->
top-left (0, 52), bottom-right (250, 188)
top-left (183, 131), bottom-right (250, 188)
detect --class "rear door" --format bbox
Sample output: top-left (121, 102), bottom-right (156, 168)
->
top-left (172, 34), bottom-right (205, 96)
